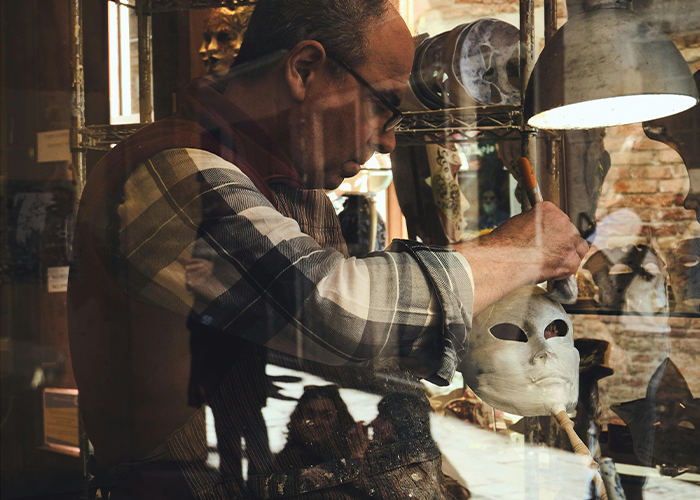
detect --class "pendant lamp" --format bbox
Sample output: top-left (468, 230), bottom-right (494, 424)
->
top-left (525, 0), bottom-right (699, 130)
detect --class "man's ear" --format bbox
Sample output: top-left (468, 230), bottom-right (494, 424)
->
top-left (285, 40), bottom-right (327, 103)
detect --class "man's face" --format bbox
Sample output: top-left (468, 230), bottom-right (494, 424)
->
top-left (299, 397), bottom-right (338, 444)
top-left (292, 10), bottom-right (414, 190)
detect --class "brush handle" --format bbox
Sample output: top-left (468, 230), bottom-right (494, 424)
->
top-left (518, 157), bottom-right (578, 302)
top-left (517, 157), bottom-right (543, 206)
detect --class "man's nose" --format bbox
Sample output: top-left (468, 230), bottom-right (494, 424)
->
top-left (372, 127), bottom-right (396, 155)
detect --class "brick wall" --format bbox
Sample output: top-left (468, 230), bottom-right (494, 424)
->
top-left (594, 125), bottom-right (695, 251)
top-left (571, 315), bottom-right (700, 423)
top-left (577, 35), bottom-right (700, 421)
top-left (411, 0), bottom-right (700, 420)
top-left (413, 0), bottom-right (567, 39)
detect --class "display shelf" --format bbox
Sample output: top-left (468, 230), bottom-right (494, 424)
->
top-left (107, 0), bottom-right (257, 13)
top-left (600, 442), bottom-right (700, 481)
top-left (564, 303), bottom-right (700, 318)
top-left (80, 124), bottom-right (146, 150)
top-left (394, 104), bottom-right (522, 145)
top-left (83, 106), bottom-right (524, 151)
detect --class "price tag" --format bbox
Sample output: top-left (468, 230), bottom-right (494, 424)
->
top-left (43, 388), bottom-right (80, 456)
top-left (47, 266), bottom-right (69, 293)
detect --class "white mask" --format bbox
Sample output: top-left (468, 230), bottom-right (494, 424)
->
top-left (462, 286), bottom-right (579, 416)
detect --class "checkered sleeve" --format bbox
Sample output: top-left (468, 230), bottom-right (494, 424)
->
top-left (114, 148), bottom-right (473, 384)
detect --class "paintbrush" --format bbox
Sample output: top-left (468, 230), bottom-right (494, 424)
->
top-left (517, 157), bottom-right (578, 305)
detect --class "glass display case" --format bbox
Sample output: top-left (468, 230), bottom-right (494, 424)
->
top-left (1, 1), bottom-right (698, 499)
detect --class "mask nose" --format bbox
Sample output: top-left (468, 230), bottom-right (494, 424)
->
top-left (530, 340), bottom-right (558, 365)
top-left (207, 38), bottom-right (219, 54)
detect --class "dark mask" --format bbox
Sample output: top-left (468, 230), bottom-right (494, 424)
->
top-left (668, 238), bottom-right (700, 312)
top-left (584, 244), bottom-right (667, 312)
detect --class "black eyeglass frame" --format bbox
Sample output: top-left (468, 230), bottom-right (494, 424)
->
top-left (326, 54), bottom-right (403, 133)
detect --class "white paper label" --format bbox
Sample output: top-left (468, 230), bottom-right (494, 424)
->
top-left (47, 266), bottom-right (70, 293)
top-left (37, 130), bottom-right (71, 163)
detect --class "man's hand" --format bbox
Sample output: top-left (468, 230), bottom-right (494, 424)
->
top-left (451, 202), bottom-right (588, 314)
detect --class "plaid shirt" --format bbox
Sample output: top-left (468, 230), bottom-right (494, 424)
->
top-left (113, 147), bottom-right (474, 385)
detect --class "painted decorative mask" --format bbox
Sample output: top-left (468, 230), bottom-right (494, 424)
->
top-left (454, 18), bottom-right (520, 105)
top-left (668, 238), bottom-right (700, 312)
top-left (462, 286), bottom-right (579, 417)
top-left (199, 6), bottom-right (254, 80)
top-left (584, 245), bottom-right (668, 313)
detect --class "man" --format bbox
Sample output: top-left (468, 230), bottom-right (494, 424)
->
top-left (68, 1), bottom-right (587, 499)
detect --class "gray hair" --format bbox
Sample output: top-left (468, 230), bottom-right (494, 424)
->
top-left (233, 0), bottom-right (390, 78)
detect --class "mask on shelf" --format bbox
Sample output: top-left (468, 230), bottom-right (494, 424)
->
top-left (584, 244), bottom-right (668, 313)
top-left (199, 6), bottom-right (254, 81)
top-left (668, 237), bottom-right (700, 312)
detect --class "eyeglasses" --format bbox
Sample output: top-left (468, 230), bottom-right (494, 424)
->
top-left (327, 55), bottom-right (403, 133)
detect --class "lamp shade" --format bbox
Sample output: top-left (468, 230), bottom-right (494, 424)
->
top-left (525, 6), bottom-right (699, 130)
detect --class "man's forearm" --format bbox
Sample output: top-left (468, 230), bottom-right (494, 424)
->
top-left (452, 236), bottom-right (536, 314)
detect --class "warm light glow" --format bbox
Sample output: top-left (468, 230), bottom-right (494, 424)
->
top-left (529, 94), bottom-right (698, 130)
top-left (108, 1), bottom-right (120, 121)
top-left (119, 4), bottom-right (132, 117)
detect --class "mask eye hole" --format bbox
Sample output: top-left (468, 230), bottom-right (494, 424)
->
top-left (609, 263), bottom-right (633, 275)
top-left (544, 320), bottom-right (569, 339)
top-left (680, 255), bottom-right (699, 267)
top-left (643, 263), bottom-right (660, 275)
top-left (489, 323), bottom-right (527, 342)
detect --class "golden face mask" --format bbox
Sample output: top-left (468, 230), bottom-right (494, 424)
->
top-left (199, 6), bottom-right (254, 80)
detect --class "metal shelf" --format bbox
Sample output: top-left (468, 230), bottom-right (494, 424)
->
top-left (394, 104), bottom-right (522, 145)
top-left (80, 124), bottom-right (146, 150)
top-left (564, 303), bottom-right (700, 318)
